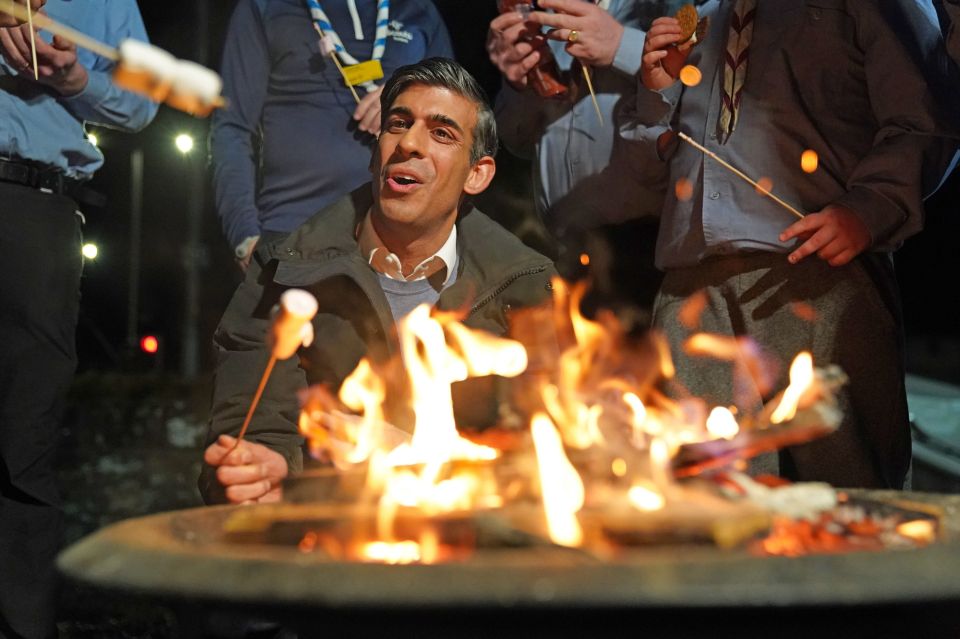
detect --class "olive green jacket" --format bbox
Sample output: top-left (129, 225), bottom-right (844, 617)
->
top-left (200, 187), bottom-right (556, 503)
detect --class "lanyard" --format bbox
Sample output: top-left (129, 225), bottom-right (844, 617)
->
top-left (305, 0), bottom-right (390, 92)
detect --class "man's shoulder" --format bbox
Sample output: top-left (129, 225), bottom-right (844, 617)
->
top-left (459, 208), bottom-right (550, 264)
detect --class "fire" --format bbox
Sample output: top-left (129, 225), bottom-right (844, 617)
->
top-left (770, 352), bottom-right (814, 424)
top-left (531, 413), bottom-right (585, 547)
top-left (291, 277), bottom-right (851, 563)
top-left (706, 407), bottom-right (739, 440)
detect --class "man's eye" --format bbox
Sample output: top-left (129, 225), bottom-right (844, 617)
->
top-left (388, 119), bottom-right (409, 130)
top-left (433, 128), bottom-right (451, 139)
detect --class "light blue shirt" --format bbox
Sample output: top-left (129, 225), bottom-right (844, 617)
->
top-left (0, 0), bottom-right (158, 179)
top-left (495, 0), bottom-right (688, 232)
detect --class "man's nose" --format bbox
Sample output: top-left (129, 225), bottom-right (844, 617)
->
top-left (397, 122), bottom-right (427, 156)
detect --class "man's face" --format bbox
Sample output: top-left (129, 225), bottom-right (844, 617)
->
top-left (371, 84), bottom-right (493, 233)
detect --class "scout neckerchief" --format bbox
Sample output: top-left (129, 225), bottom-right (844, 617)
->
top-left (305, 0), bottom-right (389, 93)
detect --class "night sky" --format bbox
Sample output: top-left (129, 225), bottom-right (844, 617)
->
top-left (76, 1), bottom-right (960, 382)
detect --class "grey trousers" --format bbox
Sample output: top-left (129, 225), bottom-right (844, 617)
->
top-left (653, 252), bottom-right (910, 489)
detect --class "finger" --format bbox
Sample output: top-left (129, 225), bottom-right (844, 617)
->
top-left (536, 0), bottom-right (593, 17)
top-left (359, 103), bottom-right (381, 134)
top-left (225, 479), bottom-right (274, 504)
top-left (217, 462), bottom-right (268, 486)
top-left (8, 23), bottom-right (33, 60)
top-left (51, 34), bottom-right (74, 52)
top-left (642, 49), bottom-right (668, 69)
top-left (526, 11), bottom-right (576, 31)
top-left (258, 487), bottom-right (283, 504)
top-left (490, 11), bottom-right (524, 33)
top-left (644, 31), bottom-right (683, 52)
top-left (505, 50), bottom-right (540, 84)
top-left (788, 229), bottom-right (832, 264)
top-left (779, 216), bottom-right (818, 243)
top-left (352, 90), bottom-right (379, 121)
top-left (816, 238), bottom-right (846, 262)
top-left (0, 28), bottom-right (29, 70)
top-left (828, 249), bottom-right (858, 267)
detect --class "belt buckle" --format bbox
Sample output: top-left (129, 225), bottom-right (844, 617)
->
top-left (36, 170), bottom-right (64, 194)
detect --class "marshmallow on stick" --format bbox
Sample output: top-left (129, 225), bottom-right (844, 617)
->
top-left (233, 289), bottom-right (319, 448)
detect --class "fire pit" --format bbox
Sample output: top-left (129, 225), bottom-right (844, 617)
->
top-left (57, 490), bottom-right (960, 637)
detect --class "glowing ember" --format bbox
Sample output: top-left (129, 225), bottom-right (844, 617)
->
top-left (628, 481), bottom-right (666, 511)
top-left (679, 64), bottom-right (702, 87)
top-left (801, 149), bottom-right (819, 173)
top-left (360, 541), bottom-right (422, 564)
top-left (755, 176), bottom-right (773, 196)
top-left (531, 413), bottom-right (585, 547)
top-left (675, 177), bottom-right (694, 201)
top-left (770, 352), bottom-right (814, 424)
top-left (896, 519), bottom-right (936, 544)
top-left (580, 253), bottom-right (590, 266)
top-left (706, 407), bottom-right (739, 440)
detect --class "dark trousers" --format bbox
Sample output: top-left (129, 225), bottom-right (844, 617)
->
top-left (0, 183), bottom-right (82, 638)
top-left (654, 252), bottom-right (911, 489)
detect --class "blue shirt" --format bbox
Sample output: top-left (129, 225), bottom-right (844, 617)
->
top-left (619, 0), bottom-right (949, 270)
top-left (0, 0), bottom-right (158, 179)
top-left (210, 0), bottom-right (454, 250)
top-left (494, 0), bottom-right (688, 232)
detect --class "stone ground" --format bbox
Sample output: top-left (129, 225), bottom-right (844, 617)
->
top-left (56, 372), bottom-right (208, 638)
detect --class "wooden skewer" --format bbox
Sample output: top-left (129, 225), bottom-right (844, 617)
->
top-left (229, 354), bottom-right (278, 455)
top-left (0, 0), bottom-right (119, 61)
top-left (26, 1), bottom-right (37, 80)
top-left (580, 64), bottom-right (602, 126)
top-left (312, 23), bottom-right (360, 105)
top-left (678, 131), bottom-right (806, 220)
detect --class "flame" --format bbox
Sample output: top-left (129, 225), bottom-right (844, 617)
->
top-left (359, 541), bottom-right (422, 564)
top-left (896, 519), bottom-right (936, 544)
top-left (531, 413), bottom-right (585, 547)
top-left (770, 352), bottom-right (814, 424)
top-left (706, 406), bottom-right (740, 440)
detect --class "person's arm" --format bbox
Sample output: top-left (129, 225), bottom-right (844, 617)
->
top-left (423, 0), bottom-right (454, 59)
top-left (210, 0), bottom-right (269, 253)
top-left (199, 257), bottom-right (309, 505)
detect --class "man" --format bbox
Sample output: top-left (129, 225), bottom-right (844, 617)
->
top-left (201, 58), bottom-right (556, 505)
top-left (211, 0), bottom-right (454, 271)
top-left (623, 0), bottom-right (954, 489)
top-left (0, 1), bottom-right (158, 636)
top-left (487, 0), bottom-right (688, 309)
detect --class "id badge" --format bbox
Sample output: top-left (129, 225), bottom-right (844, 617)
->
top-left (342, 60), bottom-right (384, 86)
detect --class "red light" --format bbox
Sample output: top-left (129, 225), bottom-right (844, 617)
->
top-left (140, 335), bottom-right (159, 354)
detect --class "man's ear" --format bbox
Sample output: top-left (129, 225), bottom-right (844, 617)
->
top-left (463, 156), bottom-right (496, 196)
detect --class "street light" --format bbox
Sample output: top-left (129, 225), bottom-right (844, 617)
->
top-left (175, 133), bottom-right (195, 154)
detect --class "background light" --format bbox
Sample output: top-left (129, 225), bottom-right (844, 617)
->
top-left (81, 243), bottom-right (98, 259)
top-left (140, 335), bottom-right (159, 354)
top-left (175, 133), bottom-right (195, 154)
top-left (87, 132), bottom-right (99, 147)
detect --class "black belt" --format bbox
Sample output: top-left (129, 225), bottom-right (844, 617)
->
top-left (0, 157), bottom-right (106, 208)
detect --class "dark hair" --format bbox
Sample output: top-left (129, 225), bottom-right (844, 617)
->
top-left (380, 57), bottom-right (498, 163)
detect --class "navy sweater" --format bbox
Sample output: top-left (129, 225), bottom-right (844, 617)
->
top-left (211, 0), bottom-right (453, 249)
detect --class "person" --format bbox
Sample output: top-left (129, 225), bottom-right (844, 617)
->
top-left (0, 1), bottom-right (158, 636)
top-left (621, 0), bottom-right (955, 488)
top-left (486, 0), bottom-right (689, 314)
top-left (200, 58), bottom-right (556, 505)
top-left (211, 0), bottom-right (454, 272)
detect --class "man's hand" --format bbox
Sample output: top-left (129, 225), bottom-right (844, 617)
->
top-left (526, 0), bottom-right (624, 68)
top-left (487, 9), bottom-right (546, 91)
top-left (204, 435), bottom-right (289, 504)
top-left (354, 84), bottom-right (383, 135)
top-left (0, 0), bottom-right (44, 28)
top-left (779, 204), bottom-right (872, 267)
top-left (0, 24), bottom-right (87, 95)
top-left (641, 16), bottom-right (690, 91)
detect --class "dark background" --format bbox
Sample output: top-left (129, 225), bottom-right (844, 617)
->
top-left (76, 0), bottom-right (960, 384)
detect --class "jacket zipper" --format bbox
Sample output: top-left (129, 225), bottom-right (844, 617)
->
top-left (469, 265), bottom-right (549, 316)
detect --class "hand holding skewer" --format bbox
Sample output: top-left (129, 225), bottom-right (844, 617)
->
top-left (0, 20), bottom-right (87, 94)
top-left (779, 204), bottom-right (871, 266)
